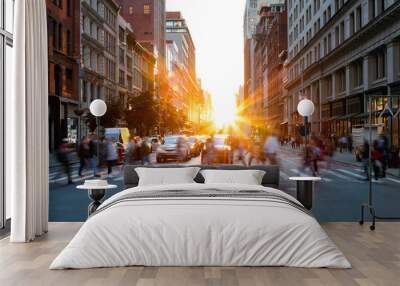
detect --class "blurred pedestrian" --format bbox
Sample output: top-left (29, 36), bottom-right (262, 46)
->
top-left (78, 136), bottom-right (91, 177)
top-left (89, 134), bottom-right (100, 177)
top-left (106, 138), bottom-right (118, 175)
top-left (248, 140), bottom-right (262, 166)
top-left (361, 140), bottom-right (370, 180)
top-left (126, 135), bottom-right (139, 164)
top-left (236, 140), bottom-right (247, 166)
top-left (205, 137), bottom-right (215, 165)
top-left (264, 133), bottom-right (279, 165)
top-left (56, 139), bottom-right (72, 184)
top-left (140, 137), bottom-right (152, 165)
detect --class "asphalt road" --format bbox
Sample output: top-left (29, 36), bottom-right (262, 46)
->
top-left (49, 148), bottom-right (400, 222)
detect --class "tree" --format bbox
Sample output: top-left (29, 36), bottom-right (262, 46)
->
top-left (159, 95), bottom-right (187, 135)
top-left (85, 98), bottom-right (124, 133)
top-left (124, 91), bottom-right (159, 136)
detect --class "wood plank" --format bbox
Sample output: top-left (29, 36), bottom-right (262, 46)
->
top-left (0, 222), bottom-right (400, 286)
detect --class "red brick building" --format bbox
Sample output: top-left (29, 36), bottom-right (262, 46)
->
top-left (46, 0), bottom-right (80, 151)
top-left (116, 0), bottom-right (166, 99)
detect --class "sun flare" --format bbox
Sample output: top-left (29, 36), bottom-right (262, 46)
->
top-left (211, 96), bottom-right (238, 129)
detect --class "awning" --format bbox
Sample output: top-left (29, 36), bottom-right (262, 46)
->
top-left (280, 121), bottom-right (288, 125)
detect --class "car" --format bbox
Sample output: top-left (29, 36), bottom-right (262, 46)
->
top-left (187, 136), bottom-right (202, 157)
top-left (201, 134), bottom-right (233, 164)
top-left (156, 135), bottom-right (191, 163)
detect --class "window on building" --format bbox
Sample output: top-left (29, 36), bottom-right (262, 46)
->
top-left (65, 68), bottom-right (73, 93)
top-left (373, 49), bottom-right (387, 80)
top-left (336, 69), bottom-right (346, 93)
top-left (58, 23), bottom-right (63, 51)
top-left (67, 0), bottom-right (73, 17)
top-left (144, 4), bottom-right (151, 14)
top-left (356, 5), bottom-right (362, 30)
top-left (119, 47), bottom-right (125, 65)
top-left (349, 12), bottom-right (355, 36)
top-left (66, 30), bottom-right (72, 56)
top-left (129, 6), bottom-right (134, 15)
top-left (351, 60), bottom-right (363, 88)
top-left (377, 0), bottom-right (385, 15)
top-left (340, 21), bottom-right (345, 42)
top-left (369, 0), bottom-right (376, 20)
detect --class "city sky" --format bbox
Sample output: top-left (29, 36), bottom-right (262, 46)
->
top-left (166, 0), bottom-right (245, 127)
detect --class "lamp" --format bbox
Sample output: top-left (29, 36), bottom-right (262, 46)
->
top-left (297, 99), bottom-right (315, 168)
top-left (89, 99), bottom-right (107, 117)
top-left (89, 99), bottom-right (107, 170)
top-left (297, 99), bottom-right (315, 117)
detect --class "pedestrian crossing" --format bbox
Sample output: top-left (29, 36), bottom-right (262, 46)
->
top-left (49, 163), bottom-right (399, 186)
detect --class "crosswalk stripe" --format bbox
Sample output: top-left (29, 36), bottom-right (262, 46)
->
top-left (289, 168), bottom-right (332, 182)
top-left (386, 177), bottom-right (400, 184)
top-left (337, 169), bottom-right (366, 179)
top-left (323, 170), bottom-right (354, 181)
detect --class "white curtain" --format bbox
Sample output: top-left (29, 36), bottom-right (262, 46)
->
top-left (8, 0), bottom-right (49, 242)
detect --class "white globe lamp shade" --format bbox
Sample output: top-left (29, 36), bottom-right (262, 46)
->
top-left (89, 99), bottom-right (107, 117)
top-left (297, 99), bottom-right (315, 117)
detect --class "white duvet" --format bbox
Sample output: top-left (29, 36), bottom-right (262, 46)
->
top-left (50, 183), bottom-right (351, 269)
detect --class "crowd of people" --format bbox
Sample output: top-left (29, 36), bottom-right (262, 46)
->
top-left (55, 131), bottom-right (399, 184)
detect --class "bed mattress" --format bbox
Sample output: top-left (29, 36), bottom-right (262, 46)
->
top-left (50, 183), bottom-right (350, 269)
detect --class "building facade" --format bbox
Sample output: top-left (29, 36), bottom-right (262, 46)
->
top-left (243, 0), bottom-right (260, 130)
top-left (103, 0), bottom-right (119, 103)
top-left (116, 0), bottom-right (166, 99)
top-left (166, 11), bottom-right (204, 124)
top-left (47, 0), bottom-right (80, 151)
top-left (285, 0), bottom-right (400, 149)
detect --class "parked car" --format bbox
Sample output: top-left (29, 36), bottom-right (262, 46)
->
top-left (156, 135), bottom-right (191, 163)
top-left (201, 134), bottom-right (233, 164)
top-left (188, 136), bottom-right (202, 157)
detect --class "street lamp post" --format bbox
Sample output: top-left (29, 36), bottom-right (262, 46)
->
top-left (89, 99), bottom-right (107, 166)
top-left (297, 99), bottom-right (315, 160)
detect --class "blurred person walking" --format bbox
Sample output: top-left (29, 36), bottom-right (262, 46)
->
top-left (205, 137), bottom-right (215, 165)
top-left (106, 138), bottom-right (118, 176)
top-left (264, 133), bottom-right (279, 165)
top-left (236, 140), bottom-right (247, 166)
top-left (140, 137), bottom-right (152, 165)
top-left (126, 136), bottom-right (139, 164)
top-left (78, 136), bottom-right (91, 177)
top-left (56, 139), bottom-right (73, 184)
top-left (89, 134), bottom-right (100, 177)
top-left (248, 140), bottom-right (263, 166)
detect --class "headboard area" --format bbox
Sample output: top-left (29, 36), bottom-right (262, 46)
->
top-left (123, 165), bottom-right (280, 189)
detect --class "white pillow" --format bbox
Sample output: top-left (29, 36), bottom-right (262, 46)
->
top-left (200, 169), bottom-right (266, 185)
top-left (135, 167), bottom-right (201, 186)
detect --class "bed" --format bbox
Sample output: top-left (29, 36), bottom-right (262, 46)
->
top-left (50, 165), bottom-right (350, 269)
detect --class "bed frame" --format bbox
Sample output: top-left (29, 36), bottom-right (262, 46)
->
top-left (123, 165), bottom-right (280, 190)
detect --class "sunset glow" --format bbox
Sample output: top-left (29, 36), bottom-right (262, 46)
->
top-left (212, 95), bottom-right (238, 128)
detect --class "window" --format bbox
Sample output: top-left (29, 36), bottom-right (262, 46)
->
top-left (336, 69), bottom-right (346, 93)
top-left (351, 60), bottom-right (363, 88)
top-left (65, 68), bottom-right (73, 92)
top-left (369, 0), bottom-right (376, 20)
top-left (356, 6), bottom-right (362, 31)
top-left (66, 30), bottom-right (72, 56)
top-left (67, 0), bottom-right (73, 17)
top-left (128, 6), bottom-right (134, 15)
top-left (373, 49), bottom-right (386, 80)
top-left (144, 4), bottom-right (151, 14)
top-left (349, 12), bottom-right (355, 36)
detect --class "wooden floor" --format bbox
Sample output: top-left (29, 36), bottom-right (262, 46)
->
top-left (0, 222), bottom-right (399, 286)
